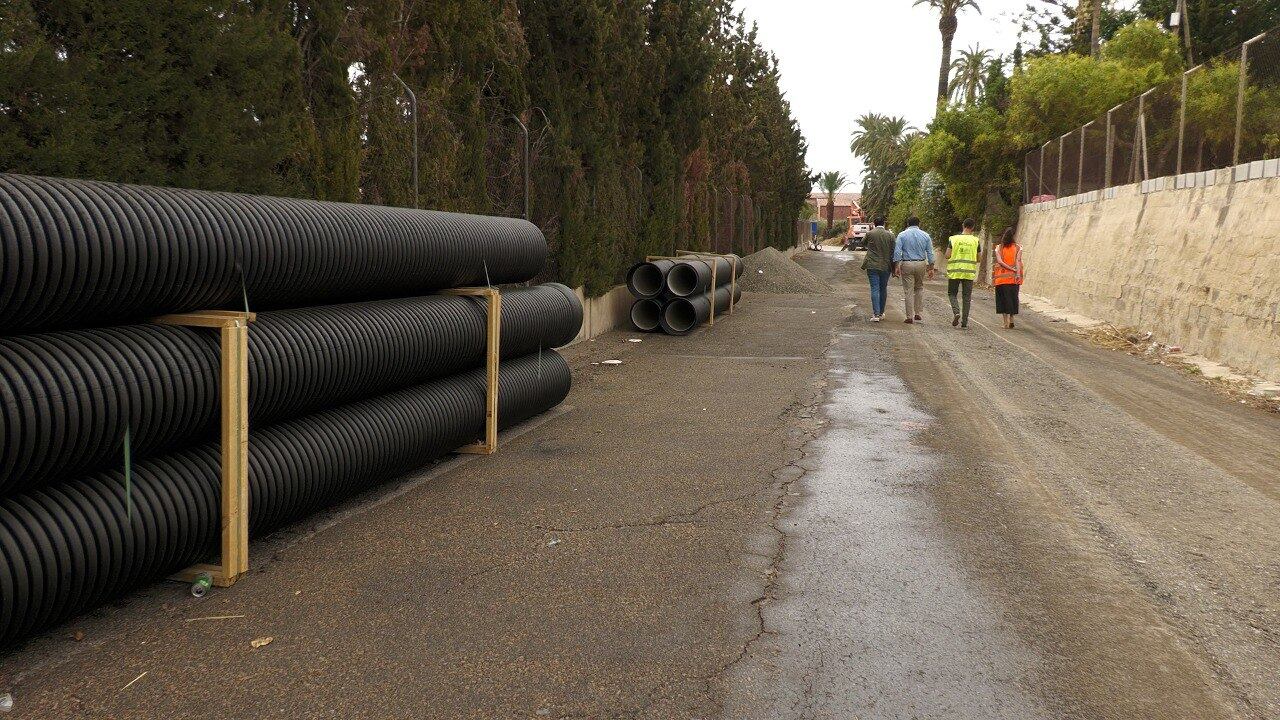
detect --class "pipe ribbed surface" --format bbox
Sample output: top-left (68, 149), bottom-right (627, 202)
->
top-left (0, 284), bottom-right (582, 495)
top-left (0, 351), bottom-right (570, 647)
top-left (664, 255), bottom-right (743, 298)
top-left (0, 173), bottom-right (548, 332)
top-left (659, 285), bottom-right (742, 336)
top-left (625, 259), bottom-right (674, 299)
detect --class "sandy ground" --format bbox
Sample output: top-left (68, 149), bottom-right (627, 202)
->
top-left (1, 249), bottom-right (1277, 719)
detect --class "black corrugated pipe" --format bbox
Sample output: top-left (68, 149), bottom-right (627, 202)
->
top-left (629, 298), bottom-right (664, 332)
top-left (0, 173), bottom-right (549, 332)
top-left (659, 285), bottom-right (742, 336)
top-left (0, 284), bottom-right (581, 495)
top-left (0, 350), bottom-right (570, 647)
top-left (664, 255), bottom-right (744, 298)
top-left (625, 259), bottom-right (675, 299)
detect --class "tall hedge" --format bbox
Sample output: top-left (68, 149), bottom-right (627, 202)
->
top-left (0, 0), bottom-right (809, 296)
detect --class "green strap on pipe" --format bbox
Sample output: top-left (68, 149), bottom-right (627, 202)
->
top-left (123, 426), bottom-right (134, 523)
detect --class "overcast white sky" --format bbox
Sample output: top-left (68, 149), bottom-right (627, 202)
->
top-left (734, 0), bottom-right (1034, 193)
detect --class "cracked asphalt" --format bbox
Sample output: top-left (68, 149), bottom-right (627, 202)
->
top-left (2, 249), bottom-right (1278, 719)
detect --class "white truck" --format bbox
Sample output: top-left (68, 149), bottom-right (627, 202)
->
top-left (844, 223), bottom-right (872, 251)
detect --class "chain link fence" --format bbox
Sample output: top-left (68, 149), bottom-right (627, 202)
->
top-left (1059, 128), bottom-right (1081, 197)
top-left (1239, 32), bottom-right (1280, 163)
top-left (1024, 28), bottom-right (1280, 201)
top-left (1080, 120), bottom-right (1107, 192)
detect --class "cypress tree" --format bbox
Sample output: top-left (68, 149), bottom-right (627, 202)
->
top-left (1, 0), bottom-right (307, 194)
top-left (0, 0), bottom-right (810, 294)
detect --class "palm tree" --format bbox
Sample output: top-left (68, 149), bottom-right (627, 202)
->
top-left (850, 114), bottom-right (914, 165)
top-left (1075, 0), bottom-right (1102, 57)
top-left (850, 114), bottom-right (917, 218)
top-left (817, 171), bottom-right (849, 234)
top-left (948, 45), bottom-right (991, 105)
top-left (914, 0), bottom-right (982, 104)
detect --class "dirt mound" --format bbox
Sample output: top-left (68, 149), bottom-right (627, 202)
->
top-left (737, 247), bottom-right (832, 294)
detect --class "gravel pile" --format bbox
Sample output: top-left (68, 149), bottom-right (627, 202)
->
top-left (737, 247), bottom-right (832, 294)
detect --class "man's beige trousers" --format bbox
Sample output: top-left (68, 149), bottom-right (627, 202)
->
top-left (899, 260), bottom-right (928, 318)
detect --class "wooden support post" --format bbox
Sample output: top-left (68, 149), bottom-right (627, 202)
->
top-left (441, 287), bottom-right (501, 454)
top-left (152, 310), bottom-right (254, 588)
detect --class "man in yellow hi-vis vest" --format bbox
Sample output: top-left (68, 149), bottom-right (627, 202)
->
top-left (945, 218), bottom-right (982, 328)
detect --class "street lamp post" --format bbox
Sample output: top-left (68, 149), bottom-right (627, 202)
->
top-left (392, 73), bottom-right (418, 208)
top-left (511, 115), bottom-right (530, 221)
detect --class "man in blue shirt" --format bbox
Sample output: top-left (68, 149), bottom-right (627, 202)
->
top-left (892, 216), bottom-right (936, 324)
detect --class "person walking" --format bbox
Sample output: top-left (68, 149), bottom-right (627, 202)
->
top-left (945, 218), bottom-right (981, 328)
top-left (993, 226), bottom-right (1024, 328)
top-left (892, 216), bottom-right (935, 324)
top-left (861, 217), bottom-right (894, 322)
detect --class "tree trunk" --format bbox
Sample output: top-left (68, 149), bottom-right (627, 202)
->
top-left (826, 198), bottom-right (834, 233)
top-left (977, 225), bottom-right (993, 285)
top-left (1090, 0), bottom-right (1102, 58)
top-left (937, 15), bottom-right (957, 104)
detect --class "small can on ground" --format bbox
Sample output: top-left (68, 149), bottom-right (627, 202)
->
top-left (190, 572), bottom-right (213, 598)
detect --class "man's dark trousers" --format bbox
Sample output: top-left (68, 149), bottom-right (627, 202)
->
top-left (948, 279), bottom-right (973, 326)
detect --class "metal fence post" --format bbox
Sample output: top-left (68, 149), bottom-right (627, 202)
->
top-left (711, 187), bottom-right (719, 248)
top-left (1056, 135), bottom-right (1065, 197)
top-left (747, 203), bottom-right (757, 253)
top-left (1024, 152), bottom-right (1031, 200)
top-left (1078, 122), bottom-right (1088, 193)
top-left (511, 115), bottom-right (530, 220)
top-left (392, 73), bottom-right (419, 208)
top-left (1038, 144), bottom-right (1046, 197)
top-left (1139, 90), bottom-right (1151, 181)
top-left (1176, 70), bottom-right (1189, 175)
top-left (1104, 107), bottom-right (1116, 188)
top-left (1234, 33), bottom-right (1265, 167)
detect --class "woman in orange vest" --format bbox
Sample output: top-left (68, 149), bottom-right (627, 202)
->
top-left (993, 227), bottom-right (1024, 329)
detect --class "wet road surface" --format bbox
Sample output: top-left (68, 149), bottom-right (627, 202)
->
top-left (723, 325), bottom-right (1052, 718)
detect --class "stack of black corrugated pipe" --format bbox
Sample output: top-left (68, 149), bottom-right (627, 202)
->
top-left (626, 254), bottom-right (743, 335)
top-left (0, 173), bottom-right (582, 647)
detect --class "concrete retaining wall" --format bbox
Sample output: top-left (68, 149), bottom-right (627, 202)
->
top-left (570, 284), bottom-right (633, 344)
top-left (1017, 171), bottom-right (1280, 381)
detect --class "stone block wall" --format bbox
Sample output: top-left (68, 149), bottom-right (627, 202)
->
top-left (1017, 171), bottom-right (1280, 381)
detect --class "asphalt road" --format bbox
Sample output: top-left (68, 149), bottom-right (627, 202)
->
top-left (726, 250), bottom-right (1280, 719)
top-left (2, 249), bottom-right (1277, 719)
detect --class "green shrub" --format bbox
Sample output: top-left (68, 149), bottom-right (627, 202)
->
top-left (823, 220), bottom-right (849, 239)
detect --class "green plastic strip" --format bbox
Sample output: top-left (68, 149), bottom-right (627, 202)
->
top-left (123, 426), bottom-right (133, 523)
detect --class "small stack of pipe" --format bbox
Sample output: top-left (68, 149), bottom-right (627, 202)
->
top-left (626, 254), bottom-right (743, 335)
top-left (0, 173), bottom-right (582, 647)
